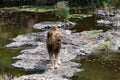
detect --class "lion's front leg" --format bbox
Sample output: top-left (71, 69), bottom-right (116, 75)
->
top-left (54, 52), bottom-right (61, 69)
top-left (49, 53), bottom-right (54, 69)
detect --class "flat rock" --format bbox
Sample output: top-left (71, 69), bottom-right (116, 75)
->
top-left (13, 61), bottom-right (83, 80)
top-left (33, 21), bottom-right (76, 30)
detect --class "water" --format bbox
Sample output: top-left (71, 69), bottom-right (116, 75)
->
top-left (0, 12), bottom-right (40, 79)
top-left (70, 15), bottom-right (112, 32)
top-left (71, 53), bottom-right (120, 80)
top-left (0, 9), bottom-right (119, 80)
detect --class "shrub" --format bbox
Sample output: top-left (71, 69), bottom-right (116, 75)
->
top-left (55, 1), bottom-right (70, 21)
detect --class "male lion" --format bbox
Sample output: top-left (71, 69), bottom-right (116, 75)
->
top-left (46, 27), bottom-right (63, 69)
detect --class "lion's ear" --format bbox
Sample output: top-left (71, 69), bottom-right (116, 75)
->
top-left (47, 32), bottom-right (53, 39)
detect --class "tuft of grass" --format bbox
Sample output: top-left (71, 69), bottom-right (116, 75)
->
top-left (0, 74), bottom-right (17, 80)
top-left (95, 42), bottom-right (111, 52)
top-left (90, 30), bottom-right (98, 34)
top-left (105, 36), bottom-right (111, 41)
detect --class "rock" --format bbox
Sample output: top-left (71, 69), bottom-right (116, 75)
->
top-left (95, 10), bottom-right (120, 28)
top-left (13, 61), bottom-right (83, 80)
top-left (14, 74), bottom-right (69, 80)
top-left (33, 21), bottom-right (76, 30)
top-left (4, 32), bottom-right (47, 48)
top-left (12, 59), bottom-right (48, 71)
top-left (95, 10), bottom-right (115, 16)
top-left (4, 41), bottom-right (41, 48)
top-left (97, 19), bottom-right (111, 26)
top-left (33, 21), bottom-right (62, 30)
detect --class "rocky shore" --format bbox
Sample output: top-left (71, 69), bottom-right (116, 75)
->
top-left (5, 22), bottom-right (120, 80)
top-left (96, 9), bottom-right (120, 28)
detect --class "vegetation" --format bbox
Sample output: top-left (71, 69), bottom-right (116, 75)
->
top-left (69, 14), bottom-right (92, 19)
top-left (0, 74), bottom-right (16, 80)
top-left (90, 30), bottom-right (98, 34)
top-left (0, 6), bottom-right (54, 13)
top-left (55, 1), bottom-right (70, 21)
top-left (98, 53), bottom-right (119, 61)
top-left (105, 36), bottom-right (111, 41)
top-left (0, 0), bottom-right (120, 9)
top-left (0, 0), bottom-right (120, 14)
top-left (95, 42), bottom-right (111, 52)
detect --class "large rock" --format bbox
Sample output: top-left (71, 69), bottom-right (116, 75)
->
top-left (14, 62), bottom-right (83, 80)
top-left (33, 21), bottom-right (76, 30)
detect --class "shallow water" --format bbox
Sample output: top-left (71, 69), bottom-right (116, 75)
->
top-left (71, 53), bottom-right (120, 80)
top-left (0, 12), bottom-right (43, 79)
top-left (0, 9), bottom-right (119, 79)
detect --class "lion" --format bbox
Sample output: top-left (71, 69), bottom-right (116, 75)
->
top-left (46, 27), bottom-right (63, 69)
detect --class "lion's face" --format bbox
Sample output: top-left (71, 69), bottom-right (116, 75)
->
top-left (53, 28), bottom-right (63, 43)
top-left (47, 28), bottom-right (63, 43)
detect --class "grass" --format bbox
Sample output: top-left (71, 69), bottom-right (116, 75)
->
top-left (95, 42), bottom-right (111, 52)
top-left (68, 14), bottom-right (92, 19)
top-left (0, 6), bottom-right (55, 13)
top-left (105, 36), bottom-right (111, 41)
top-left (0, 74), bottom-right (17, 80)
top-left (90, 30), bottom-right (98, 34)
top-left (98, 53), bottom-right (118, 61)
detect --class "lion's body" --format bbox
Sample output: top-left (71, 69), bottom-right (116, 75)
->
top-left (46, 27), bottom-right (63, 69)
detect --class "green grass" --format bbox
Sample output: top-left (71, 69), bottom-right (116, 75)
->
top-left (68, 14), bottom-right (92, 19)
top-left (90, 30), bottom-right (98, 34)
top-left (95, 42), bottom-right (111, 51)
top-left (105, 36), bottom-right (111, 41)
top-left (0, 6), bottom-right (55, 13)
top-left (98, 53), bottom-right (118, 61)
top-left (0, 74), bottom-right (17, 80)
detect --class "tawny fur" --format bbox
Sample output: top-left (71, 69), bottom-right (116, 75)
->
top-left (46, 27), bottom-right (63, 69)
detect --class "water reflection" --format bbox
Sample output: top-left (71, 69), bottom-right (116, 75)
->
top-left (72, 53), bottom-right (120, 80)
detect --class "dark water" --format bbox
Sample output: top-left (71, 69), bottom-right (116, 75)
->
top-left (0, 12), bottom-right (41, 79)
top-left (71, 53), bottom-right (120, 80)
top-left (0, 9), bottom-right (119, 79)
top-left (70, 15), bottom-right (110, 32)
